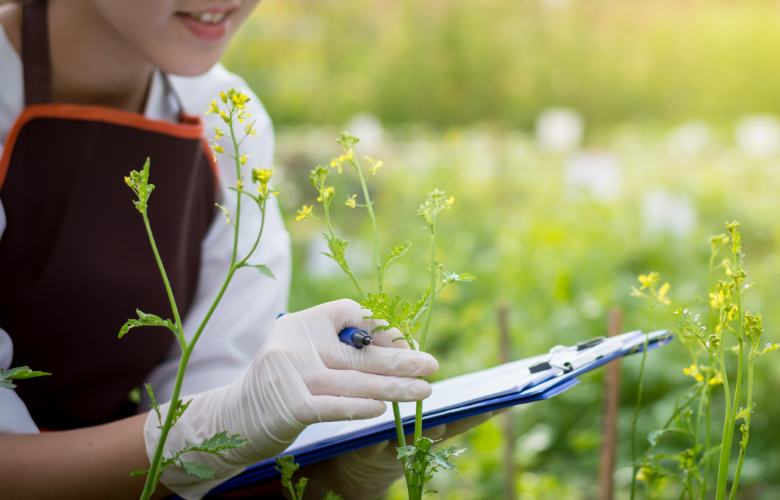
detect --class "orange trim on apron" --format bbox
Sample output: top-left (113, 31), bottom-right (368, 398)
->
top-left (0, 104), bottom-right (219, 191)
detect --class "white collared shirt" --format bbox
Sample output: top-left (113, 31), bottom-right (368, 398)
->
top-left (0, 25), bottom-right (291, 433)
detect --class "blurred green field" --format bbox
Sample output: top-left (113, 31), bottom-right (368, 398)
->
top-left (224, 1), bottom-right (780, 499)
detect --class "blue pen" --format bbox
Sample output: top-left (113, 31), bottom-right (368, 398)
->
top-left (276, 313), bottom-right (373, 349)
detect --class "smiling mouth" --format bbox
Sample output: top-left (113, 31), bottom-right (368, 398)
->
top-left (180, 11), bottom-right (227, 24)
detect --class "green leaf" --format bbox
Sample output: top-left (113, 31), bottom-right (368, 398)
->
top-left (146, 384), bottom-right (162, 428)
top-left (295, 477), bottom-right (309, 499)
top-left (183, 431), bottom-right (250, 456)
top-left (172, 398), bottom-right (193, 426)
top-left (323, 491), bottom-right (343, 500)
top-left (383, 241), bottom-right (412, 273)
top-left (648, 429), bottom-right (668, 446)
top-left (0, 366), bottom-right (51, 389)
top-left (249, 264), bottom-right (276, 279)
top-left (180, 460), bottom-right (215, 479)
top-left (423, 491), bottom-right (439, 496)
top-left (442, 272), bottom-right (476, 286)
top-left (397, 445), bottom-right (417, 459)
top-left (128, 469), bottom-right (149, 478)
top-left (275, 456), bottom-right (300, 489)
top-left (119, 309), bottom-right (177, 338)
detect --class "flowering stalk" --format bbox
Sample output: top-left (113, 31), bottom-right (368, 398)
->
top-left (126, 90), bottom-right (277, 500)
top-left (700, 234), bottom-right (728, 498)
top-left (298, 134), bottom-right (469, 500)
top-left (629, 272), bottom-right (670, 500)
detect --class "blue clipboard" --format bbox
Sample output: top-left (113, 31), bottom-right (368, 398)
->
top-left (188, 330), bottom-right (672, 498)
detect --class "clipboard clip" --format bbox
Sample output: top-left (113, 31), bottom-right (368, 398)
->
top-left (546, 336), bottom-right (616, 373)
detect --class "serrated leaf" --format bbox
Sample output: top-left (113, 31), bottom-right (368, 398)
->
top-left (397, 445), bottom-right (417, 459)
top-left (249, 264), bottom-right (275, 280)
top-left (119, 309), bottom-right (176, 338)
top-left (0, 366), bottom-right (51, 389)
top-left (442, 272), bottom-right (476, 286)
top-left (180, 460), bottom-right (214, 479)
top-left (183, 431), bottom-right (250, 456)
top-left (128, 469), bottom-right (149, 477)
top-left (383, 241), bottom-right (412, 272)
top-left (324, 491), bottom-right (343, 500)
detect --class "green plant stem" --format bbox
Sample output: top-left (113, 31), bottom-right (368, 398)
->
top-left (414, 224), bottom-right (437, 443)
top-left (728, 348), bottom-right (754, 499)
top-left (716, 285), bottom-right (746, 500)
top-left (348, 157), bottom-right (411, 490)
top-left (702, 385), bottom-right (712, 498)
top-left (639, 382), bottom-right (704, 463)
top-left (701, 245), bottom-right (718, 498)
top-left (630, 299), bottom-right (655, 500)
top-left (715, 312), bottom-right (732, 500)
top-left (322, 196), bottom-right (365, 299)
top-left (352, 159), bottom-right (383, 292)
top-left (141, 106), bottom-right (256, 500)
top-left (238, 196), bottom-right (268, 267)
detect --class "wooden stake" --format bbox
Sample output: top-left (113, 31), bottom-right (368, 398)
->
top-left (497, 301), bottom-right (517, 500)
top-left (599, 307), bottom-right (623, 500)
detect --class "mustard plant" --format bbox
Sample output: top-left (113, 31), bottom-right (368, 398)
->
top-left (122, 89), bottom-right (278, 500)
top-left (297, 132), bottom-right (474, 499)
top-left (630, 223), bottom-right (780, 499)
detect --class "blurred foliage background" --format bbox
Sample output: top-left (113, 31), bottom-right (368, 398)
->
top-left (224, 1), bottom-right (780, 499)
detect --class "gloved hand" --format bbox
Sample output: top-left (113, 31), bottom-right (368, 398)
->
top-left (302, 412), bottom-right (498, 500)
top-left (143, 299), bottom-right (438, 500)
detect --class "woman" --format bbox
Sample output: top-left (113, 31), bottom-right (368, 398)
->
top-left (0, 1), bottom-right (490, 499)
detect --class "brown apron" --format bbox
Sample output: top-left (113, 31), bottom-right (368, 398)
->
top-left (0, 0), bottom-right (218, 430)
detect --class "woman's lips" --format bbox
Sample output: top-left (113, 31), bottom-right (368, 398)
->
top-left (177, 11), bottom-right (231, 41)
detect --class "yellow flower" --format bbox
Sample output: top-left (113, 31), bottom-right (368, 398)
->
top-left (124, 176), bottom-right (132, 187)
top-left (237, 178), bottom-right (244, 190)
top-left (346, 149), bottom-right (354, 159)
top-left (232, 92), bottom-right (250, 109)
top-left (215, 203), bottom-right (231, 224)
top-left (205, 100), bottom-right (220, 115)
top-left (240, 153), bottom-right (251, 165)
top-left (346, 195), bottom-right (357, 208)
top-left (683, 364), bottom-right (704, 383)
top-left (219, 110), bottom-right (230, 124)
top-left (370, 160), bottom-right (384, 175)
top-left (445, 196), bottom-right (454, 209)
top-left (317, 186), bottom-right (334, 202)
top-left (636, 467), bottom-right (653, 482)
top-left (213, 127), bottom-right (225, 140)
top-left (296, 205), bottom-right (313, 221)
top-left (252, 168), bottom-right (274, 185)
top-left (245, 123), bottom-right (257, 136)
top-left (638, 272), bottom-right (660, 290)
top-left (220, 91), bottom-right (228, 104)
top-left (657, 282), bottom-right (671, 305)
top-left (709, 370), bottom-right (724, 386)
top-left (330, 158), bottom-right (343, 174)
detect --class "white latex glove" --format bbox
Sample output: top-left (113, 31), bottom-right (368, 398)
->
top-left (303, 412), bottom-right (497, 500)
top-left (143, 299), bottom-right (438, 500)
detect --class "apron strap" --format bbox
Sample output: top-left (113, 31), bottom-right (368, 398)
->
top-left (22, 0), bottom-right (52, 106)
top-left (20, 0), bottom-right (184, 118)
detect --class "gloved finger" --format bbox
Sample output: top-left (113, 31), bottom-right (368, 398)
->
top-left (325, 299), bottom-right (417, 348)
top-left (321, 342), bottom-right (438, 376)
top-left (306, 395), bottom-right (387, 424)
top-left (304, 369), bottom-right (432, 402)
top-left (438, 411), bottom-right (494, 442)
